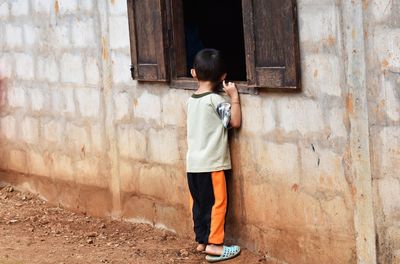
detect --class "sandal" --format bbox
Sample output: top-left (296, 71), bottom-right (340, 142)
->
top-left (205, 245), bottom-right (241, 263)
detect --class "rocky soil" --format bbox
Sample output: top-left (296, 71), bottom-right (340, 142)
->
top-left (0, 184), bottom-right (270, 264)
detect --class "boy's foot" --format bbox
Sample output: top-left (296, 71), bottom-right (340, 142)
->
top-left (196, 244), bottom-right (206, 252)
top-left (205, 245), bottom-right (241, 263)
top-left (205, 244), bottom-right (224, 256)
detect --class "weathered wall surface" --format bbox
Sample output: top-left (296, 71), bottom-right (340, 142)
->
top-left (0, 0), bottom-right (194, 233)
top-left (0, 0), bottom-right (114, 218)
top-left (364, 0), bottom-right (400, 263)
top-left (0, 0), bottom-right (397, 263)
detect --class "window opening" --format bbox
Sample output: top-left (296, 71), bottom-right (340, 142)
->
top-left (182, 0), bottom-right (247, 81)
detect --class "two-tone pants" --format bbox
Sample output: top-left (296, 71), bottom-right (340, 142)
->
top-left (187, 170), bottom-right (229, 245)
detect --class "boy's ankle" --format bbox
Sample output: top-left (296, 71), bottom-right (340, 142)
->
top-left (205, 244), bottom-right (224, 255)
top-left (196, 243), bottom-right (206, 252)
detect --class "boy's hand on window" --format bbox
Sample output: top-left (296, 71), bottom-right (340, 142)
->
top-left (222, 80), bottom-right (239, 100)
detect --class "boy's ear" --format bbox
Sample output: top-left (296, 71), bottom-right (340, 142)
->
top-left (220, 73), bottom-right (227, 82)
top-left (191, 69), bottom-right (197, 78)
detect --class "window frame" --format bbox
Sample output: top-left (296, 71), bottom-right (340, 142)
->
top-left (127, 0), bottom-right (301, 94)
top-left (166, 0), bottom-right (260, 94)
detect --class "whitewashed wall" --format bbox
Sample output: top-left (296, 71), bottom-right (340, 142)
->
top-left (0, 0), bottom-right (399, 263)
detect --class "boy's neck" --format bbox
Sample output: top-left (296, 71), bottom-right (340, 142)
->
top-left (195, 81), bottom-right (216, 94)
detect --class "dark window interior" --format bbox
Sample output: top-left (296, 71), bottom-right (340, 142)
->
top-left (182, 0), bottom-right (247, 81)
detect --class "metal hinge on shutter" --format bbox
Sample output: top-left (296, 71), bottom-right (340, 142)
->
top-left (130, 65), bottom-right (135, 79)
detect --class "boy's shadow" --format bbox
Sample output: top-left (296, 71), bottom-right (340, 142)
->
top-left (225, 128), bottom-right (247, 244)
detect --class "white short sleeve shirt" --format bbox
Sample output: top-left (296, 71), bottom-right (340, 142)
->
top-left (186, 92), bottom-right (231, 172)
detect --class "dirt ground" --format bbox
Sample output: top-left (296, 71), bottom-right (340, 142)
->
top-left (0, 185), bottom-right (268, 264)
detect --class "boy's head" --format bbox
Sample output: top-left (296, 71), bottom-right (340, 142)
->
top-left (191, 49), bottom-right (227, 84)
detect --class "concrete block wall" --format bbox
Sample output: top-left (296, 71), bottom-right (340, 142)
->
top-left (0, 0), bottom-right (397, 263)
top-left (0, 0), bottom-right (194, 234)
top-left (364, 0), bottom-right (400, 263)
top-left (0, 0), bottom-right (111, 216)
top-left (225, 2), bottom-right (357, 262)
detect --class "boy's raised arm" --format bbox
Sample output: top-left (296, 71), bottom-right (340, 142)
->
top-left (223, 81), bottom-right (241, 128)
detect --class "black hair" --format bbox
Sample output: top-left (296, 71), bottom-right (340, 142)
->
top-left (192, 49), bottom-right (226, 83)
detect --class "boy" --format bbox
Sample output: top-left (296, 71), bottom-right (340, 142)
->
top-left (186, 49), bottom-right (242, 262)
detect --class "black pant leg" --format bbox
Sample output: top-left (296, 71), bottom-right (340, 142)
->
top-left (187, 172), bottom-right (215, 244)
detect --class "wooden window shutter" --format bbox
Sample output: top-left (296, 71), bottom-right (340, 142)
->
top-left (127, 0), bottom-right (169, 81)
top-left (242, 0), bottom-right (301, 89)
